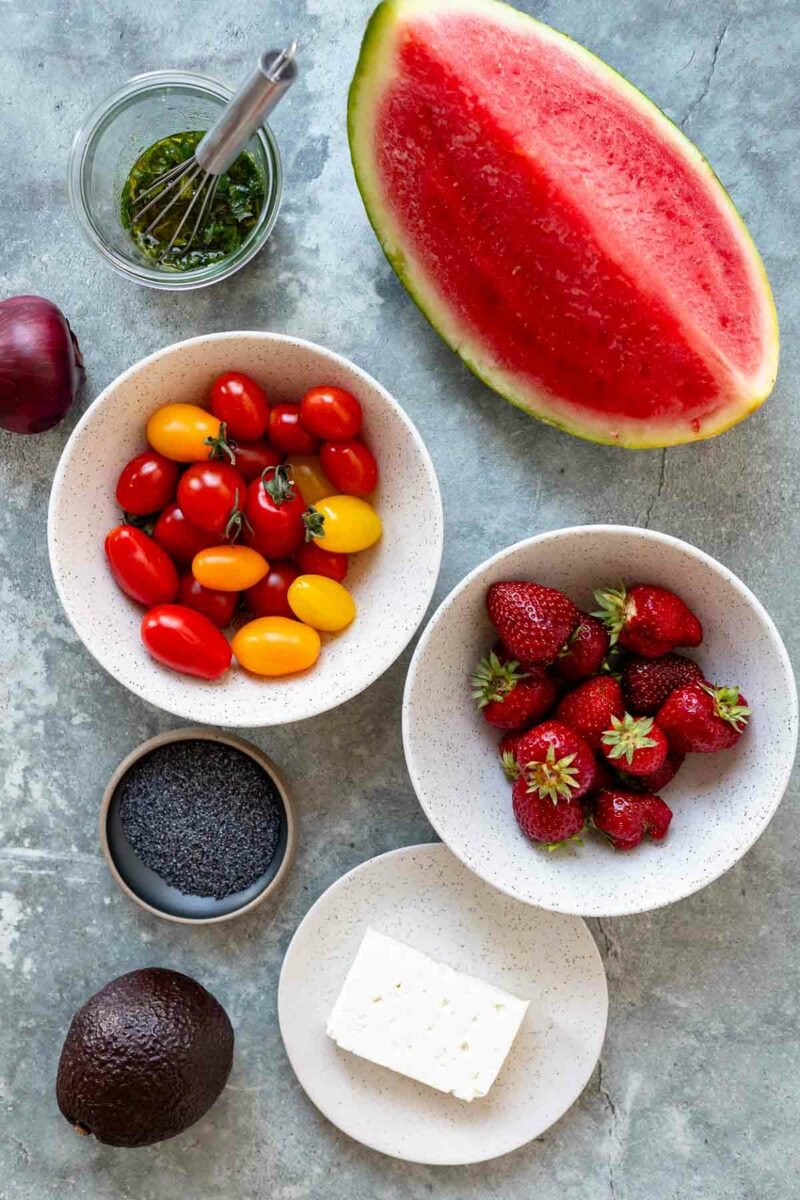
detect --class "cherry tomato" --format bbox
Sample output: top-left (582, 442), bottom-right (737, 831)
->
top-left (285, 455), bottom-right (336, 506)
top-left (294, 540), bottom-right (348, 582)
top-left (268, 403), bottom-right (319, 455)
top-left (178, 573), bottom-right (238, 628)
top-left (141, 604), bottom-right (231, 680)
top-left (115, 451), bottom-right (179, 516)
top-left (147, 403), bottom-right (230, 463)
top-left (244, 464), bottom-right (314, 560)
top-left (210, 371), bottom-right (269, 440)
top-left (192, 545), bottom-right (269, 591)
top-left (152, 503), bottom-right (218, 564)
top-left (288, 574), bottom-right (356, 632)
top-left (312, 496), bottom-right (382, 553)
top-left (230, 437), bottom-right (282, 483)
top-left (232, 616), bottom-right (321, 677)
top-left (105, 525), bottom-right (179, 607)
top-left (244, 561), bottom-right (299, 619)
top-left (177, 461), bottom-right (248, 537)
top-left (320, 440), bottom-right (379, 497)
top-left (300, 385), bottom-right (363, 441)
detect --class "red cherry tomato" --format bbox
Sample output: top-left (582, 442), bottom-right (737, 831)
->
top-left (244, 561), bottom-right (299, 619)
top-left (141, 604), bottom-right (232, 680)
top-left (177, 461), bottom-right (248, 536)
top-left (244, 464), bottom-right (314, 560)
top-left (229, 437), bottom-right (283, 483)
top-left (300, 386), bottom-right (362, 441)
top-left (268, 404), bottom-right (320, 455)
top-left (210, 371), bottom-right (270, 441)
top-left (152, 503), bottom-right (218, 564)
top-left (295, 540), bottom-right (348, 583)
top-left (105, 526), bottom-right (179, 607)
top-left (320, 440), bottom-right (379, 496)
top-left (115, 450), bottom-right (179, 516)
top-left (178, 573), bottom-right (239, 628)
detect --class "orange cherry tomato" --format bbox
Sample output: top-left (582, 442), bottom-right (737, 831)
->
top-left (232, 616), bottom-right (321, 677)
top-left (284, 455), bottom-right (336, 506)
top-left (192, 545), bottom-right (268, 591)
top-left (146, 404), bottom-right (230, 463)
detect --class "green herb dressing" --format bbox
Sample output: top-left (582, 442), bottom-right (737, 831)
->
top-left (120, 131), bottom-right (265, 271)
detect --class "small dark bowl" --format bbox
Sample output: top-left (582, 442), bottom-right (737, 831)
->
top-left (100, 728), bottom-right (295, 924)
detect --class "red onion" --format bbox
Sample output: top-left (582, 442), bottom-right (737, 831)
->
top-left (0, 295), bottom-right (85, 434)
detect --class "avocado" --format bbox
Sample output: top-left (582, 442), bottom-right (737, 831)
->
top-left (56, 967), bottom-right (234, 1147)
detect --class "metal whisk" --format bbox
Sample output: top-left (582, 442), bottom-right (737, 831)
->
top-left (130, 44), bottom-right (298, 262)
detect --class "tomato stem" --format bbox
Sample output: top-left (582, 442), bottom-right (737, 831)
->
top-left (302, 506), bottom-right (325, 542)
top-left (204, 421), bottom-right (235, 464)
top-left (223, 488), bottom-right (252, 543)
top-left (261, 463), bottom-right (296, 505)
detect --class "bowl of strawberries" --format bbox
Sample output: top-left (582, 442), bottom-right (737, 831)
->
top-left (403, 526), bottom-right (797, 916)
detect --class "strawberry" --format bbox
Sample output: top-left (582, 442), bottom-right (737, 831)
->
top-left (515, 720), bottom-right (596, 803)
top-left (487, 581), bottom-right (579, 665)
top-left (616, 752), bottom-right (685, 793)
top-left (498, 730), bottom-right (523, 780)
top-left (591, 788), bottom-right (673, 850)
top-left (512, 774), bottom-right (585, 847)
top-left (471, 651), bottom-right (557, 730)
top-left (657, 683), bottom-right (750, 754)
top-left (586, 755), bottom-right (614, 796)
top-left (622, 653), bottom-right (705, 715)
top-left (600, 713), bottom-right (669, 777)
top-left (593, 582), bottom-right (702, 659)
top-left (554, 613), bottom-right (610, 683)
top-left (555, 675), bottom-right (625, 750)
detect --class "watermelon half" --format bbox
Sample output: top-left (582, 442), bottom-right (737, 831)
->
top-left (348, 0), bottom-right (778, 447)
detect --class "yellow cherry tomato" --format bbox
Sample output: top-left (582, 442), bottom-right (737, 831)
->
top-left (313, 495), bottom-right (382, 554)
top-left (147, 403), bottom-right (224, 463)
top-left (285, 455), bottom-right (336, 506)
top-left (288, 574), bottom-right (356, 632)
top-left (192, 545), bottom-right (268, 591)
top-left (232, 616), bottom-right (321, 677)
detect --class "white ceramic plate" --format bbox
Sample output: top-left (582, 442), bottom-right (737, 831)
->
top-left (48, 332), bottom-right (443, 726)
top-left (278, 843), bottom-right (607, 1165)
top-left (403, 527), bottom-right (798, 917)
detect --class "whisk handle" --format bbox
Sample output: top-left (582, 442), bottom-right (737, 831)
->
top-left (196, 46), bottom-right (298, 176)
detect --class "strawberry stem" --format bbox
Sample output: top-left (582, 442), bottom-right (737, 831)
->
top-left (523, 744), bottom-right (581, 804)
top-left (471, 651), bottom-right (527, 708)
top-left (601, 712), bottom-right (658, 764)
top-left (592, 582), bottom-right (628, 645)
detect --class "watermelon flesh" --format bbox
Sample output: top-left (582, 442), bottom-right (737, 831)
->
top-left (349, 0), bottom-right (778, 447)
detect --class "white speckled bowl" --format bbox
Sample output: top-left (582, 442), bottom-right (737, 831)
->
top-left (403, 526), bottom-right (798, 917)
top-left (48, 332), bottom-right (443, 726)
top-left (278, 843), bottom-right (607, 1164)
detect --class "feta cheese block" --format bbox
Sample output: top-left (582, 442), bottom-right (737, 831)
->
top-left (326, 928), bottom-right (529, 1101)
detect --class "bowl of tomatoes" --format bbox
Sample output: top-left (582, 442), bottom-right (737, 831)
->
top-left (48, 332), bottom-right (443, 726)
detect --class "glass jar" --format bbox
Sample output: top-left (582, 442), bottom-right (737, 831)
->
top-left (68, 70), bottom-right (282, 290)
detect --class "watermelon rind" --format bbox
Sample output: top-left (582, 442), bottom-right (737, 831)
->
top-left (348, 0), bottom-right (779, 449)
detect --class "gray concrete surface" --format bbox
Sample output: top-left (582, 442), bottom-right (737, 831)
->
top-left (1, 1), bottom-right (798, 1197)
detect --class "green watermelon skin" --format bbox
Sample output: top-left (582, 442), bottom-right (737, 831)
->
top-left (348, 0), bottom-right (778, 448)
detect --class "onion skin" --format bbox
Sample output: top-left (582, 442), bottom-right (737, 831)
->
top-left (0, 295), bottom-right (85, 434)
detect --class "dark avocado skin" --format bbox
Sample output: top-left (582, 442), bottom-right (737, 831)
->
top-left (56, 967), bottom-right (234, 1148)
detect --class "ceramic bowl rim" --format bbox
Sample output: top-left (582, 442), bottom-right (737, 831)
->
top-left (402, 524), bottom-right (799, 917)
top-left (48, 330), bottom-right (444, 726)
top-left (99, 726), bottom-right (296, 924)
